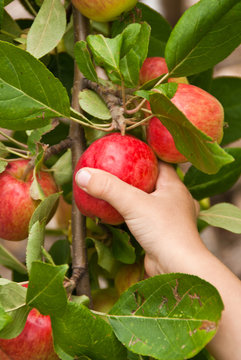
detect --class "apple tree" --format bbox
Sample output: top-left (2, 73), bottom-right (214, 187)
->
top-left (0, 0), bottom-right (241, 359)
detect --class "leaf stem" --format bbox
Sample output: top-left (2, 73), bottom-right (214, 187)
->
top-left (126, 114), bottom-right (153, 130)
top-left (0, 130), bottom-right (28, 149)
top-left (22, 0), bottom-right (38, 16)
top-left (6, 147), bottom-right (31, 159)
top-left (155, 72), bottom-right (170, 86)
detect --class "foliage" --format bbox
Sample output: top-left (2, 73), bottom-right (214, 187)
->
top-left (0, 0), bottom-right (241, 359)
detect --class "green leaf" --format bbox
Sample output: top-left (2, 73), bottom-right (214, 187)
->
top-left (26, 220), bottom-right (46, 272)
top-left (109, 273), bottom-right (223, 360)
top-left (0, 1), bottom-right (4, 29)
top-left (51, 301), bottom-right (127, 359)
top-left (52, 149), bottom-right (72, 186)
top-left (184, 148), bottom-right (241, 200)
top-left (27, 0), bottom-right (66, 59)
top-left (88, 237), bottom-right (116, 274)
top-left (79, 89), bottom-right (111, 120)
top-left (54, 344), bottom-right (75, 360)
top-left (0, 41), bottom-right (70, 130)
top-left (87, 33), bottom-right (122, 84)
top-left (149, 92), bottom-right (234, 174)
top-left (0, 280), bottom-right (30, 339)
top-left (110, 227), bottom-right (136, 264)
top-left (120, 50), bottom-right (140, 88)
top-left (137, 3), bottom-right (171, 58)
top-left (165, 0), bottom-right (241, 77)
top-left (49, 239), bottom-right (71, 265)
top-left (199, 203), bottom-right (241, 233)
top-left (74, 41), bottom-right (98, 83)
top-left (27, 123), bottom-right (54, 154)
top-left (121, 23), bottom-right (141, 57)
top-left (210, 77), bottom-right (241, 146)
top-left (155, 83), bottom-right (178, 99)
top-left (0, 159), bottom-right (7, 173)
top-left (27, 261), bottom-right (68, 316)
top-left (0, 244), bottom-right (27, 274)
top-left (0, 10), bottom-right (21, 43)
top-left (0, 306), bottom-right (11, 331)
top-left (29, 192), bottom-right (60, 229)
top-left (188, 68), bottom-right (214, 92)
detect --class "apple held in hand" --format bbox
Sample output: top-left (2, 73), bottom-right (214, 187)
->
top-left (71, 0), bottom-right (137, 22)
top-left (146, 83), bottom-right (224, 163)
top-left (0, 309), bottom-right (58, 360)
top-left (0, 159), bottom-right (58, 241)
top-left (73, 133), bottom-right (158, 224)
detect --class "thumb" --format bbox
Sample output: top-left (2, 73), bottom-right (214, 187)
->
top-left (75, 167), bottom-right (147, 219)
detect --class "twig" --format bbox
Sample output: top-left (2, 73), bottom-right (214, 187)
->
top-left (69, 7), bottom-right (92, 300)
top-left (43, 137), bottom-right (72, 162)
top-left (0, 129), bottom-right (28, 149)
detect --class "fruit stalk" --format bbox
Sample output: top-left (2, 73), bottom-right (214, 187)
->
top-left (69, 7), bottom-right (91, 299)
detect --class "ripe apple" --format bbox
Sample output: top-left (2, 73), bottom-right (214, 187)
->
top-left (73, 133), bottom-right (158, 224)
top-left (139, 57), bottom-right (188, 85)
top-left (71, 0), bottom-right (137, 22)
top-left (0, 309), bottom-right (58, 360)
top-left (146, 83), bottom-right (224, 163)
top-left (0, 159), bottom-right (58, 241)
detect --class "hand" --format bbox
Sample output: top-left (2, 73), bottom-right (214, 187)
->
top-left (75, 162), bottom-right (202, 276)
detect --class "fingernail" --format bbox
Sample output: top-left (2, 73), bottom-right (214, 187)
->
top-left (75, 169), bottom-right (91, 189)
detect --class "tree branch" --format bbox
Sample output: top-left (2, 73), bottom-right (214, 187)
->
top-left (69, 7), bottom-right (91, 299)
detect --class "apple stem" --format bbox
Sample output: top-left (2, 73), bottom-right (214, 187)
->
top-left (155, 72), bottom-right (170, 87)
top-left (126, 114), bottom-right (154, 131)
top-left (6, 147), bottom-right (31, 159)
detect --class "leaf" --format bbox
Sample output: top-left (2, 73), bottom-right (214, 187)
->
top-left (137, 3), bottom-right (172, 58)
top-left (87, 33), bottom-right (123, 84)
top-left (110, 227), bottom-right (136, 264)
top-left (79, 89), bottom-right (111, 120)
top-left (0, 0), bottom-right (3, 28)
top-left (27, 261), bottom-right (68, 316)
top-left (52, 149), bottom-right (72, 186)
top-left (0, 280), bottom-right (30, 339)
top-left (27, 123), bottom-right (54, 154)
top-left (29, 192), bottom-right (61, 229)
top-left (0, 141), bottom-right (8, 157)
top-left (0, 10), bottom-right (21, 43)
top-left (210, 77), bottom-right (241, 146)
top-left (54, 344), bottom-right (75, 360)
top-left (165, 0), bottom-right (241, 77)
top-left (51, 301), bottom-right (127, 360)
top-left (27, 0), bottom-right (66, 59)
top-left (191, 348), bottom-right (215, 360)
top-left (88, 237), bottom-right (116, 274)
top-left (0, 41), bottom-right (70, 130)
top-left (0, 159), bottom-right (7, 173)
top-left (0, 306), bottom-right (11, 331)
top-left (199, 203), bottom-right (241, 233)
top-left (184, 148), bottom-right (241, 200)
top-left (109, 273), bottom-right (223, 360)
top-left (0, 244), bottom-right (27, 274)
top-left (155, 83), bottom-right (178, 99)
top-left (49, 239), bottom-right (71, 265)
top-left (74, 41), bottom-right (98, 83)
top-left (149, 92), bottom-right (234, 174)
top-left (26, 220), bottom-right (46, 272)
top-left (121, 23), bottom-right (142, 57)
top-left (188, 68), bottom-right (214, 92)
top-left (120, 50), bottom-right (140, 88)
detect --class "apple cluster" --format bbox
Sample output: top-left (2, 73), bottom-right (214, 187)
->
top-left (73, 57), bottom-right (224, 223)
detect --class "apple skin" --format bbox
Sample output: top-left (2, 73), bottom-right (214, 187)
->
top-left (0, 159), bottom-right (58, 241)
top-left (139, 57), bottom-right (188, 85)
top-left (0, 308), bottom-right (59, 360)
top-left (146, 83), bottom-right (224, 163)
top-left (73, 133), bottom-right (158, 225)
top-left (71, 0), bottom-right (137, 22)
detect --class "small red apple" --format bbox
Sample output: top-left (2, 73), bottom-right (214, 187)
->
top-left (146, 83), bottom-right (224, 163)
top-left (73, 133), bottom-right (158, 224)
top-left (139, 57), bottom-right (188, 85)
top-left (0, 284), bottom-right (59, 360)
top-left (71, 0), bottom-right (137, 22)
top-left (0, 159), bottom-right (58, 241)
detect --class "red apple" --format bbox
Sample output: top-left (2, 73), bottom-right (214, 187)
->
top-left (146, 83), bottom-right (224, 163)
top-left (0, 309), bottom-right (58, 360)
top-left (139, 57), bottom-right (188, 85)
top-left (0, 283), bottom-right (58, 360)
top-left (73, 133), bottom-right (158, 224)
top-left (71, 0), bottom-right (137, 22)
top-left (0, 159), bottom-right (58, 241)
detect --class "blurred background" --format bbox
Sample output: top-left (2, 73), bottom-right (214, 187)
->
top-left (1, 0), bottom-right (241, 279)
